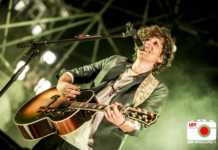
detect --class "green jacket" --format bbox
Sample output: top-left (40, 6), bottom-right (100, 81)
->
top-left (59, 55), bottom-right (168, 150)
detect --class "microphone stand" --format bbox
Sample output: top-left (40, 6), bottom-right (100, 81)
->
top-left (0, 32), bottom-right (131, 98)
top-left (0, 44), bottom-right (40, 98)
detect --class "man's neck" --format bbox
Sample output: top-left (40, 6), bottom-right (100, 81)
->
top-left (132, 59), bottom-right (154, 75)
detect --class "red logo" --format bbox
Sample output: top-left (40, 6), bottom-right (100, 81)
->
top-left (199, 125), bottom-right (210, 137)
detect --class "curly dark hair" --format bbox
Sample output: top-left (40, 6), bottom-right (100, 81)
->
top-left (133, 25), bottom-right (176, 74)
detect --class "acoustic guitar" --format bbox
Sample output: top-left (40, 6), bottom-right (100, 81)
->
top-left (14, 87), bottom-right (159, 140)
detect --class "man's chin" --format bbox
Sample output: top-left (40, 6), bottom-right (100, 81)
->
top-left (137, 56), bottom-right (152, 62)
top-left (138, 54), bottom-right (148, 60)
top-left (138, 57), bottom-right (147, 63)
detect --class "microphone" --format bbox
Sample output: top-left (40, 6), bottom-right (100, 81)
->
top-left (125, 22), bottom-right (144, 51)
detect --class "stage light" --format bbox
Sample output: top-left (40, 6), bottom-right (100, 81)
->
top-left (14, 0), bottom-right (25, 11)
top-left (40, 50), bottom-right (57, 65)
top-left (32, 24), bottom-right (43, 35)
top-left (14, 0), bottom-right (29, 11)
top-left (60, 9), bottom-right (69, 17)
top-left (34, 78), bottom-right (51, 94)
top-left (14, 60), bottom-right (30, 80)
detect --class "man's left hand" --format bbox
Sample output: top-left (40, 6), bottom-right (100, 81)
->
top-left (104, 102), bottom-right (125, 127)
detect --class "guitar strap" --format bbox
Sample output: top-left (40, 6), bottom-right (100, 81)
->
top-left (133, 73), bottom-right (159, 107)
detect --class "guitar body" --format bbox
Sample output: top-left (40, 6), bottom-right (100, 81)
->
top-left (14, 88), bottom-right (96, 140)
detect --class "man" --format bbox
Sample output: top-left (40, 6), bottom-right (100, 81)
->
top-left (33, 25), bottom-right (176, 150)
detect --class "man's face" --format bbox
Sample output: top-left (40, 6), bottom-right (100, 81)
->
top-left (137, 37), bottom-right (164, 64)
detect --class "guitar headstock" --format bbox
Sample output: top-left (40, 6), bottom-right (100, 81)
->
top-left (123, 107), bottom-right (159, 127)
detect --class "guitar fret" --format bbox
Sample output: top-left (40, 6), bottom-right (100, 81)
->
top-left (95, 105), bottom-right (104, 111)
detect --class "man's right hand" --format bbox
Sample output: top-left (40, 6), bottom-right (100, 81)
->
top-left (56, 72), bottom-right (80, 100)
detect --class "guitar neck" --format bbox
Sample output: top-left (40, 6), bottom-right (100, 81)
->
top-left (67, 101), bottom-right (158, 127)
top-left (69, 101), bottom-right (109, 112)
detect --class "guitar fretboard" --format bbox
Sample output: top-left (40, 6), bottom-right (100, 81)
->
top-left (68, 101), bottom-right (158, 127)
top-left (69, 101), bottom-right (110, 112)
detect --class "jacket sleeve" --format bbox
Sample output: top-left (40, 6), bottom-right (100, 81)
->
top-left (57, 55), bottom-right (117, 83)
top-left (127, 83), bottom-right (168, 136)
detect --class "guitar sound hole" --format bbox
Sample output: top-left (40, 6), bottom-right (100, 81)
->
top-left (50, 95), bottom-right (60, 101)
top-left (46, 102), bottom-right (92, 122)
